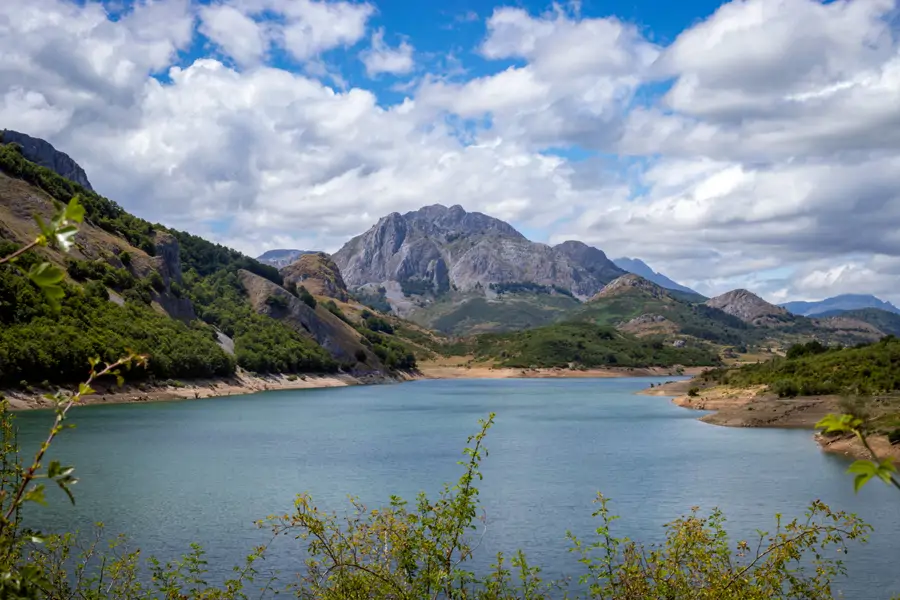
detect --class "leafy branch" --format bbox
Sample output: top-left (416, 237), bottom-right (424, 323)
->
top-left (816, 411), bottom-right (900, 494)
top-left (0, 352), bottom-right (147, 536)
top-left (0, 196), bottom-right (85, 310)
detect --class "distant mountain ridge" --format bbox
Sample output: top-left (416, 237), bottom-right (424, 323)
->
top-left (705, 289), bottom-right (792, 326)
top-left (612, 257), bottom-right (699, 296)
top-left (781, 294), bottom-right (900, 317)
top-left (257, 249), bottom-right (317, 268)
top-left (332, 204), bottom-right (626, 307)
top-left (0, 130), bottom-right (93, 191)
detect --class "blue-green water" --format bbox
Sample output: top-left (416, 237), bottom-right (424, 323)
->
top-left (16, 378), bottom-right (900, 597)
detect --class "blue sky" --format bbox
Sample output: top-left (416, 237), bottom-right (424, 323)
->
top-left (5, 0), bottom-right (900, 302)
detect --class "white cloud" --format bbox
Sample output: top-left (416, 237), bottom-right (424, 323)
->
top-left (275, 0), bottom-right (374, 61)
top-left (360, 29), bottom-right (414, 76)
top-left (3, 0), bottom-right (900, 304)
top-left (199, 3), bottom-right (269, 67)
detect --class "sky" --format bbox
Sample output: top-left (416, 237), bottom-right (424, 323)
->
top-left (2, 0), bottom-right (900, 303)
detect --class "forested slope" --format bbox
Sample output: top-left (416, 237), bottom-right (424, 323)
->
top-left (0, 140), bottom-right (411, 387)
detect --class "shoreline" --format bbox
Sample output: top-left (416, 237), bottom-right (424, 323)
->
top-left (645, 380), bottom-right (900, 464)
top-left (4, 365), bottom-right (703, 411)
top-left (3, 370), bottom-right (416, 411)
top-left (417, 365), bottom-right (706, 380)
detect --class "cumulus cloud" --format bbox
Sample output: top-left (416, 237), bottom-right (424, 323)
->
top-left (2, 0), bottom-right (900, 303)
top-left (360, 29), bottom-right (414, 76)
top-left (199, 3), bottom-right (270, 66)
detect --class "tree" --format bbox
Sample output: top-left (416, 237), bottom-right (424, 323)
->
top-left (298, 285), bottom-right (317, 309)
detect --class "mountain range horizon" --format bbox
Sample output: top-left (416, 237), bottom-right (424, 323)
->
top-left (2, 128), bottom-right (894, 309)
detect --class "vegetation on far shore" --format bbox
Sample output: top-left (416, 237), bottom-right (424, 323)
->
top-left (451, 321), bottom-right (720, 369)
top-left (702, 337), bottom-right (900, 397)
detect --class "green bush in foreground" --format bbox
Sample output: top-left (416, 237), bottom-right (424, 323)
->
top-left (11, 412), bottom-right (879, 600)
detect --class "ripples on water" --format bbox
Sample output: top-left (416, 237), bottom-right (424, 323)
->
top-left (17, 377), bottom-right (900, 598)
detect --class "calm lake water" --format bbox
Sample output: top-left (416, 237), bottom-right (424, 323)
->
top-left (16, 378), bottom-right (900, 598)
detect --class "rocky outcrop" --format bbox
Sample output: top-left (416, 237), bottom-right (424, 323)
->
top-left (591, 274), bottom-right (671, 301)
top-left (281, 253), bottom-right (349, 301)
top-left (237, 269), bottom-right (380, 371)
top-left (152, 230), bottom-right (183, 287)
top-left (333, 204), bottom-right (626, 303)
top-left (705, 289), bottom-right (791, 326)
top-left (1, 130), bottom-right (93, 190)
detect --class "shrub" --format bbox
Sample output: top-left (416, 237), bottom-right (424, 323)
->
top-left (286, 374), bottom-right (299, 382)
top-left (298, 285), bottom-right (317, 309)
top-left (265, 294), bottom-right (289, 309)
top-left (323, 299), bottom-right (349, 323)
top-left (772, 379), bottom-right (800, 398)
top-left (687, 386), bottom-right (700, 397)
top-left (889, 429), bottom-right (900, 445)
top-left (354, 348), bottom-right (367, 363)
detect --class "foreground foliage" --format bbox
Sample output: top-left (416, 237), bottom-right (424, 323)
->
top-left (8, 411), bottom-right (880, 600)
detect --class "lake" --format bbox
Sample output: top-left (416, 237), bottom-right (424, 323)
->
top-left (16, 377), bottom-right (900, 597)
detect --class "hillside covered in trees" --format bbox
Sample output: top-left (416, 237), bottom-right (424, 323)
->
top-left (703, 337), bottom-right (900, 397)
top-left (0, 140), bottom-right (414, 388)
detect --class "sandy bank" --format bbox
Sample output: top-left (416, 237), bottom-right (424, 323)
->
top-left (645, 380), bottom-right (900, 464)
top-left (3, 370), bottom-right (413, 411)
top-left (418, 365), bottom-right (707, 380)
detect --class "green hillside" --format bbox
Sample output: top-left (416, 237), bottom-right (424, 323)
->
top-left (570, 284), bottom-right (759, 346)
top-left (0, 140), bottom-right (412, 387)
top-left (702, 337), bottom-right (900, 397)
top-left (454, 321), bottom-right (720, 369)
top-left (410, 291), bottom-right (580, 335)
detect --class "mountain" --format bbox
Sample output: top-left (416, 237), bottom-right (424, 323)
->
top-left (573, 275), bottom-right (758, 346)
top-left (612, 257), bottom-right (700, 297)
top-left (281, 252), bottom-right (349, 301)
top-left (256, 249), bottom-right (316, 268)
top-left (704, 289), bottom-right (793, 327)
top-left (814, 308), bottom-right (900, 336)
top-left (781, 294), bottom-right (900, 317)
top-left (0, 130), bottom-right (93, 191)
top-left (331, 204), bottom-right (627, 334)
top-left (333, 204), bottom-right (625, 306)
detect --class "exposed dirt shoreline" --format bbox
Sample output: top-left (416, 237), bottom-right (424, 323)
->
top-left (643, 380), bottom-right (900, 464)
top-left (4, 365), bottom-right (705, 411)
top-left (3, 370), bottom-right (416, 411)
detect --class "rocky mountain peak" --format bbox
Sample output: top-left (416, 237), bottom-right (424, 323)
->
top-left (281, 252), bottom-right (349, 301)
top-left (1, 130), bottom-right (93, 191)
top-left (705, 289), bottom-right (791, 325)
top-left (591, 274), bottom-right (669, 301)
top-left (332, 205), bottom-right (626, 307)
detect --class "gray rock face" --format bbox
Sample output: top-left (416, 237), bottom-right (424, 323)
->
top-left (237, 269), bottom-right (381, 372)
top-left (333, 204), bottom-right (625, 299)
top-left (1, 130), bottom-right (93, 191)
top-left (705, 289), bottom-right (791, 325)
top-left (153, 231), bottom-right (183, 287)
top-left (592, 274), bottom-right (670, 300)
